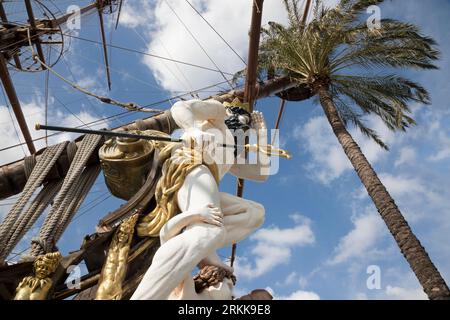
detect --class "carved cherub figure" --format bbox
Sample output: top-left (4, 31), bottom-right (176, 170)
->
top-left (14, 252), bottom-right (61, 300)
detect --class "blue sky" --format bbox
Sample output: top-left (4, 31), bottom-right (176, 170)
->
top-left (1, 0), bottom-right (449, 300)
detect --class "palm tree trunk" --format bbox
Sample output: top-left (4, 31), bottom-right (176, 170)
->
top-left (317, 86), bottom-right (450, 300)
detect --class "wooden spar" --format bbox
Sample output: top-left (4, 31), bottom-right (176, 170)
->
top-left (115, 0), bottom-right (124, 30)
top-left (24, 0), bottom-right (46, 69)
top-left (48, 2), bottom-right (100, 28)
top-left (0, 2), bottom-right (22, 69)
top-left (232, 0), bottom-right (264, 267)
top-left (0, 55), bottom-right (36, 154)
top-left (0, 76), bottom-right (309, 200)
top-left (302, 0), bottom-right (312, 25)
top-left (97, 0), bottom-right (112, 90)
top-left (243, 0), bottom-right (264, 109)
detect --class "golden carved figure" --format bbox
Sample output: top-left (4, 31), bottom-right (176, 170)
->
top-left (95, 214), bottom-right (139, 300)
top-left (14, 252), bottom-right (61, 300)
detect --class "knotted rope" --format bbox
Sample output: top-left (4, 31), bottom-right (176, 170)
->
top-left (0, 142), bottom-right (68, 263)
top-left (30, 134), bottom-right (102, 257)
top-left (1, 181), bottom-right (62, 262)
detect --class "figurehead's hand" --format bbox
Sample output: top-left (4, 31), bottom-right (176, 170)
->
top-left (251, 111), bottom-right (267, 130)
top-left (182, 128), bottom-right (216, 152)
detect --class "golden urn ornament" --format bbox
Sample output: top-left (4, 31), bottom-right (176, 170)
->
top-left (99, 131), bottom-right (158, 200)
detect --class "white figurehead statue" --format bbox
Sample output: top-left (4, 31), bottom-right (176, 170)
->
top-left (131, 99), bottom-right (272, 300)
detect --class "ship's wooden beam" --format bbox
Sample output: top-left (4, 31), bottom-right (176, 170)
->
top-left (233, 0), bottom-right (265, 266)
top-left (48, 3), bottom-right (99, 28)
top-left (0, 2), bottom-right (22, 69)
top-left (97, 0), bottom-right (112, 90)
top-left (0, 55), bottom-right (36, 155)
top-left (243, 0), bottom-right (264, 109)
top-left (24, 0), bottom-right (46, 69)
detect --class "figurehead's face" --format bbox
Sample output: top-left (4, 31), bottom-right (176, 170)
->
top-left (34, 260), bottom-right (51, 279)
top-left (224, 106), bottom-right (251, 131)
top-left (118, 225), bottom-right (132, 243)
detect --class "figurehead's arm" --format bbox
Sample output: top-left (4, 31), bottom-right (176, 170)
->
top-left (170, 99), bottom-right (226, 129)
top-left (229, 163), bottom-right (270, 182)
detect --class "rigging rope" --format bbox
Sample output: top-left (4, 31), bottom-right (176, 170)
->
top-left (53, 165), bottom-right (101, 242)
top-left (164, 0), bottom-right (234, 89)
top-left (30, 134), bottom-right (102, 257)
top-left (61, 33), bottom-right (235, 76)
top-left (0, 141), bottom-right (68, 263)
top-left (183, 0), bottom-right (246, 66)
top-left (26, 28), bottom-right (162, 113)
top-left (1, 180), bottom-right (62, 262)
top-left (58, 52), bottom-right (123, 129)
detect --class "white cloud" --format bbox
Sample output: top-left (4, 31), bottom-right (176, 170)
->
top-left (378, 173), bottom-right (425, 197)
top-left (235, 214), bottom-right (314, 279)
top-left (294, 115), bottom-right (396, 184)
top-left (294, 116), bottom-right (351, 183)
top-left (395, 147), bottom-right (416, 167)
top-left (276, 271), bottom-right (309, 288)
top-left (280, 290), bottom-right (320, 300)
top-left (0, 95), bottom-right (108, 166)
top-left (268, 286), bottom-right (320, 300)
top-left (328, 210), bottom-right (384, 265)
top-left (428, 132), bottom-right (450, 162)
top-left (277, 271), bottom-right (299, 286)
top-left (118, 0), bottom-right (291, 93)
top-left (354, 292), bottom-right (368, 300)
top-left (378, 173), bottom-right (449, 223)
top-left (385, 285), bottom-right (427, 300)
top-left (117, 0), bottom-right (341, 95)
top-left (252, 222), bottom-right (315, 247)
top-left (119, 1), bottom-right (153, 29)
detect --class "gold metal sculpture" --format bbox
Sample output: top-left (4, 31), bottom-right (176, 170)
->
top-left (95, 213), bottom-right (139, 300)
top-left (99, 130), bottom-right (170, 200)
top-left (246, 143), bottom-right (292, 159)
top-left (14, 252), bottom-right (62, 300)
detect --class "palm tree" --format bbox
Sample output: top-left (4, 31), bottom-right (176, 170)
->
top-left (259, 0), bottom-right (449, 299)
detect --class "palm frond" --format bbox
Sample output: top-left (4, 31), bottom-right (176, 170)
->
top-left (333, 95), bottom-right (389, 149)
top-left (258, 0), bottom-right (439, 146)
top-left (331, 74), bottom-right (425, 130)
